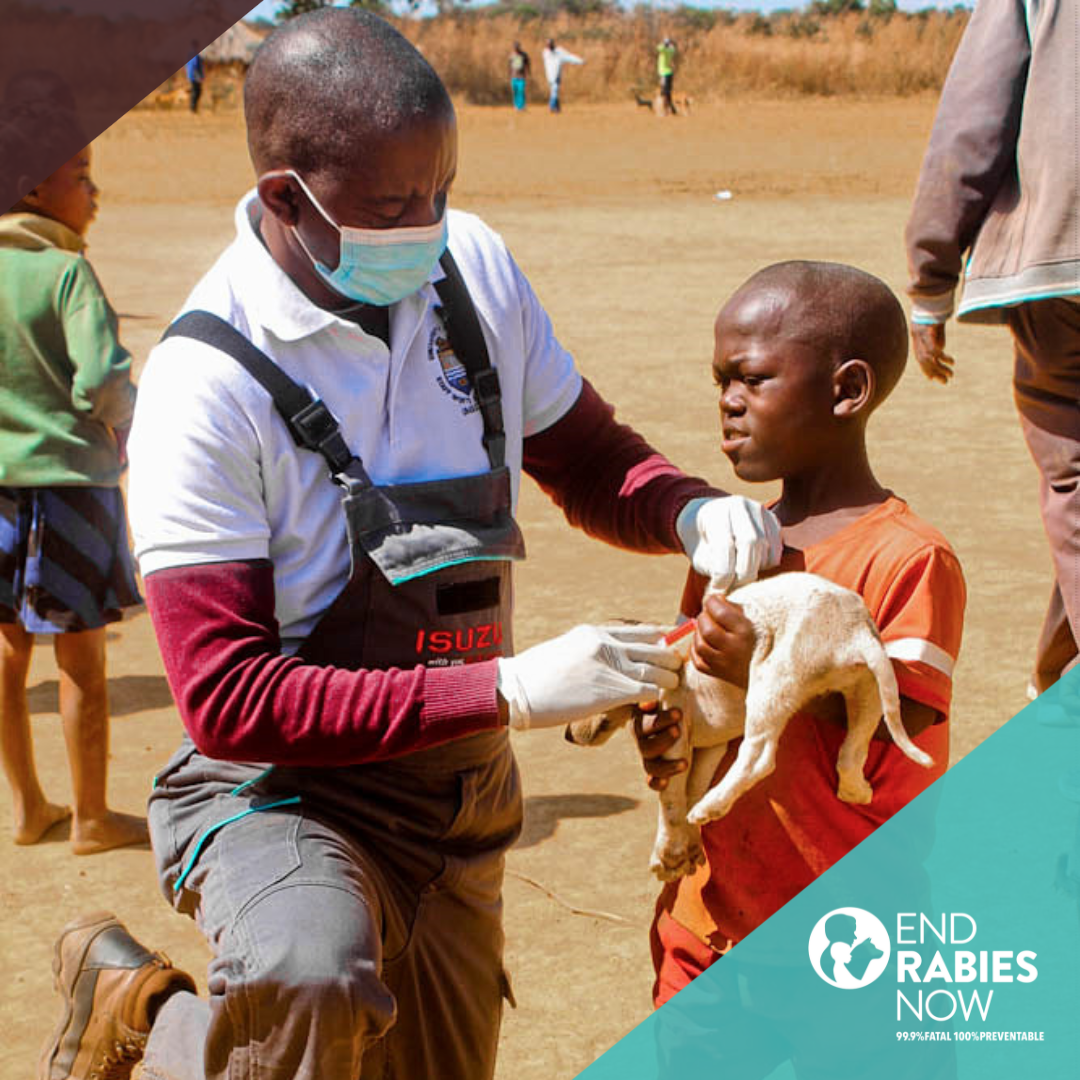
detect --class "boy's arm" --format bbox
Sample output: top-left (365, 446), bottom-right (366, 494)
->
top-left (58, 258), bottom-right (136, 430)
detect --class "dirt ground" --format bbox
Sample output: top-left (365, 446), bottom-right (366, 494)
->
top-left (0, 96), bottom-right (1051, 1079)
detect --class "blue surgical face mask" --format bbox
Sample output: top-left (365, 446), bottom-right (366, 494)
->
top-left (284, 170), bottom-right (448, 307)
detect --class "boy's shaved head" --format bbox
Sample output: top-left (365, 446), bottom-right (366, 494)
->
top-left (244, 8), bottom-right (453, 177)
top-left (734, 261), bottom-right (908, 405)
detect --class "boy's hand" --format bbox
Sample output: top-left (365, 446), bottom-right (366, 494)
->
top-left (634, 704), bottom-right (687, 791)
top-left (911, 323), bottom-right (955, 384)
top-left (690, 594), bottom-right (755, 688)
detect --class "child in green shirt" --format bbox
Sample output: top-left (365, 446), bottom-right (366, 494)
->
top-left (0, 100), bottom-right (145, 854)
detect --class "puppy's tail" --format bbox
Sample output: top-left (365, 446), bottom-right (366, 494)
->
top-left (866, 640), bottom-right (933, 767)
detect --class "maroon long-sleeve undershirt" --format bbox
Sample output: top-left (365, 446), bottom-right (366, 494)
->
top-left (144, 380), bottom-right (722, 766)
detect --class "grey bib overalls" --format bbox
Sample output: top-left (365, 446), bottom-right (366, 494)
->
top-left (144, 255), bottom-right (527, 1080)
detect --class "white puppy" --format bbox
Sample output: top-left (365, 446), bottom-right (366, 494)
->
top-left (566, 572), bottom-right (932, 880)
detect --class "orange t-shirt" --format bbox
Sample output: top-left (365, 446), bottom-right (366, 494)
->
top-left (663, 495), bottom-right (966, 955)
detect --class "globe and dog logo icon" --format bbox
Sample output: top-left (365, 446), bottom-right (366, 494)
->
top-left (808, 908), bottom-right (891, 989)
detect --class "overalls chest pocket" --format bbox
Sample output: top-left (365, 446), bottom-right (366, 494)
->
top-left (300, 464), bottom-right (524, 672)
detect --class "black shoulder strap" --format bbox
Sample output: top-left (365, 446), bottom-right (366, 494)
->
top-left (434, 251), bottom-right (506, 469)
top-left (163, 254), bottom-right (505, 476)
top-left (162, 311), bottom-right (358, 477)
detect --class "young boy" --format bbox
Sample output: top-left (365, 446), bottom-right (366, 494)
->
top-left (639, 261), bottom-right (965, 1071)
top-left (0, 108), bottom-right (145, 853)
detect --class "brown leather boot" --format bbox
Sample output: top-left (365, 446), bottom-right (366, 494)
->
top-left (38, 911), bottom-right (197, 1080)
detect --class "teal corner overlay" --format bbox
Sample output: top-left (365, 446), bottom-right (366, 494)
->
top-left (576, 673), bottom-right (1080, 1079)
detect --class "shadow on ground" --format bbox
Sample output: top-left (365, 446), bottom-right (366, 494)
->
top-left (28, 674), bottom-right (175, 717)
top-left (516, 792), bottom-right (639, 848)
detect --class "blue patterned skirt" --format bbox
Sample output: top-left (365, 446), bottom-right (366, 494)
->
top-left (0, 486), bottom-right (142, 633)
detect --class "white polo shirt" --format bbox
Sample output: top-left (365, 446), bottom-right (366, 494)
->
top-left (128, 193), bottom-right (581, 649)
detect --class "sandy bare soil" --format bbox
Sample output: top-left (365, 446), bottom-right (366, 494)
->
top-left (0, 97), bottom-right (1050, 1079)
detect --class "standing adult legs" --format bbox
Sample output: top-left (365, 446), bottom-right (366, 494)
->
top-left (1010, 299), bottom-right (1080, 692)
top-left (661, 73), bottom-right (675, 115)
top-left (1031, 583), bottom-right (1078, 695)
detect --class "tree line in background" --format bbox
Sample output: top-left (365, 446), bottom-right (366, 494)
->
top-left (219, 0), bottom-right (969, 104)
top-left (272, 0), bottom-right (971, 23)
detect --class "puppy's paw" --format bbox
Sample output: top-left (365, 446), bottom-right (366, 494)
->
top-left (687, 796), bottom-right (734, 826)
top-left (650, 828), bottom-right (705, 880)
top-left (837, 776), bottom-right (873, 804)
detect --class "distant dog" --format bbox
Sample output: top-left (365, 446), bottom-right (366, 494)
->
top-left (566, 572), bottom-right (932, 880)
top-left (634, 91), bottom-right (693, 116)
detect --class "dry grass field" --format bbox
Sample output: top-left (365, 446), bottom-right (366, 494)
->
top-left (150, 8), bottom-right (968, 110)
top-left (405, 8), bottom-right (968, 102)
top-left (0, 91), bottom-right (1051, 1080)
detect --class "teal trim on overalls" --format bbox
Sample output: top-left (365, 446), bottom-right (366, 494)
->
top-left (173, 794), bottom-right (301, 893)
top-left (391, 553), bottom-right (516, 586)
top-left (230, 765), bottom-right (278, 795)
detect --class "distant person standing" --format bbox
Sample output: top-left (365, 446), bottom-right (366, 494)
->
top-left (657, 36), bottom-right (677, 115)
top-left (542, 38), bottom-right (583, 114)
top-left (508, 40), bottom-right (531, 111)
top-left (185, 45), bottom-right (204, 114)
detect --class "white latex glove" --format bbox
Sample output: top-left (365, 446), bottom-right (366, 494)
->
top-left (676, 495), bottom-right (782, 593)
top-left (497, 624), bottom-right (682, 731)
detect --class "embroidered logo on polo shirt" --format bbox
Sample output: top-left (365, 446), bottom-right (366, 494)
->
top-left (428, 322), bottom-right (480, 414)
top-left (432, 329), bottom-right (470, 394)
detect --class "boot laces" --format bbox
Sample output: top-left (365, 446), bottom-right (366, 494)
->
top-left (89, 1035), bottom-right (144, 1080)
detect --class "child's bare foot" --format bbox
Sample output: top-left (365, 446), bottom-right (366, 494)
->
top-left (13, 800), bottom-right (71, 845)
top-left (70, 810), bottom-right (148, 855)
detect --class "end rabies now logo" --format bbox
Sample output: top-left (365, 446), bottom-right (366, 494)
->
top-left (809, 908), bottom-right (891, 989)
top-left (809, 909), bottom-right (1039, 1022)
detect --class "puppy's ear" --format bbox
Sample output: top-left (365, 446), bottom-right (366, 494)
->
top-left (565, 706), bottom-right (636, 746)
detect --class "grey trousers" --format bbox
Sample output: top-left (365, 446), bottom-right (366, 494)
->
top-left (141, 731), bottom-right (521, 1080)
top-left (1010, 299), bottom-right (1080, 692)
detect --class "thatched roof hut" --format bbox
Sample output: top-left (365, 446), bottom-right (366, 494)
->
top-left (201, 20), bottom-right (267, 66)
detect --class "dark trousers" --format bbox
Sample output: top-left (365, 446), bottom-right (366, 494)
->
top-left (660, 73), bottom-right (675, 113)
top-left (189, 80), bottom-right (202, 113)
top-left (1009, 299), bottom-right (1080, 691)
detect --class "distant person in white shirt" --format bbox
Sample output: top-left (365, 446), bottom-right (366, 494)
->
top-left (541, 38), bottom-right (583, 113)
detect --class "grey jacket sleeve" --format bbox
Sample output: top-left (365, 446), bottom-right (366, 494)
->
top-left (904, 0), bottom-right (1031, 319)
